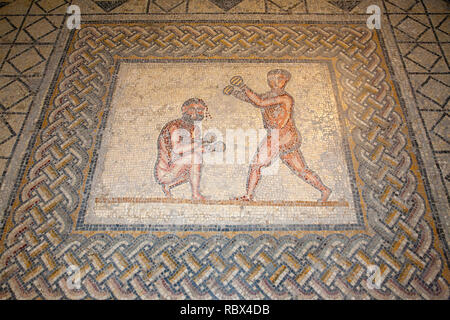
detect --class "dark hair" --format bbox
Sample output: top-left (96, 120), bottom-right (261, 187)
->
top-left (181, 98), bottom-right (207, 111)
top-left (267, 69), bottom-right (291, 81)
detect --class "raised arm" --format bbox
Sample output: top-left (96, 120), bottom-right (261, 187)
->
top-left (242, 86), bottom-right (291, 108)
top-left (231, 88), bottom-right (253, 103)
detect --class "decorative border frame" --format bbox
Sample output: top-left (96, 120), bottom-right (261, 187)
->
top-left (0, 21), bottom-right (448, 299)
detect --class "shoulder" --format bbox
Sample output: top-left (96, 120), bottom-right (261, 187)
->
top-left (164, 119), bottom-right (183, 130)
top-left (158, 119), bottom-right (178, 137)
top-left (280, 93), bottom-right (294, 103)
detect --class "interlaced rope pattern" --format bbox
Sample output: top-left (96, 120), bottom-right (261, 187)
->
top-left (0, 24), bottom-right (448, 299)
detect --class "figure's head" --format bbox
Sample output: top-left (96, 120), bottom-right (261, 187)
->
top-left (181, 98), bottom-right (208, 122)
top-left (267, 69), bottom-right (291, 90)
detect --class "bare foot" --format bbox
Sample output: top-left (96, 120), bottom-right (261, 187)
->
top-left (162, 185), bottom-right (172, 198)
top-left (318, 187), bottom-right (332, 202)
top-left (192, 194), bottom-right (207, 201)
top-left (232, 195), bottom-right (253, 201)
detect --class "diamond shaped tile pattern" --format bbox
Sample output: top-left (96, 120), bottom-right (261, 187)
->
top-left (0, 113), bottom-right (26, 155)
top-left (431, 15), bottom-right (450, 43)
top-left (8, 47), bottom-right (44, 73)
top-left (24, 17), bottom-right (57, 41)
top-left (0, 16), bottom-right (26, 43)
top-left (1, 45), bottom-right (53, 76)
top-left (0, 0), bottom-right (32, 14)
top-left (399, 42), bottom-right (449, 73)
top-left (0, 115), bottom-right (15, 144)
top-left (0, 76), bottom-right (33, 185)
top-left (418, 77), bottom-right (450, 107)
top-left (388, 3), bottom-right (450, 210)
top-left (328, 0), bottom-right (362, 12)
top-left (208, 0), bottom-right (245, 11)
top-left (93, 0), bottom-right (129, 12)
top-left (432, 114), bottom-right (450, 144)
top-left (154, 0), bottom-right (186, 12)
top-left (35, 0), bottom-right (69, 13)
top-left (405, 45), bottom-right (441, 71)
top-left (436, 15), bottom-right (450, 33)
top-left (0, 79), bottom-right (31, 110)
top-left (268, 0), bottom-right (303, 11)
top-left (385, 0), bottom-right (421, 12)
top-left (420, 110), bottom-right (448, 151)
top-left (395, 16), bottom-right (430, 40)
top-left (422, 0), bottom-right (450, 13)
top-left (435, 152), bottom-right (450, 192)
top-left (0, 17), bottom-right (16, 39)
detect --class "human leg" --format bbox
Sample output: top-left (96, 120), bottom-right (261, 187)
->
top-left (235, 135), bottom-right (279, 200)
top-left (280, 150), bottom-right (331, 202)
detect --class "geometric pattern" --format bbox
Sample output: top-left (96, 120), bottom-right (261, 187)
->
top-left (208, 0), bottom-right (245, 11)
top-left (152, 0), bottom-right (187, 12)
top-left (386, 0), bottom-right (450, 208)
top-left (394, 16), bottom-right (430, 41)
top-left (0, 0), bottom-right (66, 189)
top-left (92, 0), bottom-right (129, 12)
top-left (0, 22), bottom-right (448, 299)
top-left (34, 0), bottom-right (70, 14)
top-left (21, 17), bottom-right (58, 42)
top-left (0, 77), bottom-right (33, 185)
top-left (328, 0), bottom-right (362, 12)
top-left (266, 0), bottom-right (306, 12)
top-left (0, 17), bottom-right (17, 43)
top-left (385, 0), bottom-right (421, 12)
top-left (4, 46), bottom-right (46, 74)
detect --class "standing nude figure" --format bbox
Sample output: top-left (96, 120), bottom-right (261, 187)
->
top-left (154, 98), bottom-right (225, 200)
top-left (224, 69), bottom-right (332, 202)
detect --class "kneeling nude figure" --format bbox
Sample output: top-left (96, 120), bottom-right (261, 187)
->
top-left (154, 98), bottom-right (225, 200)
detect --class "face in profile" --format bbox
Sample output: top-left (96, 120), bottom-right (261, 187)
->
top-left (183, 103), bottom-right (206, 122)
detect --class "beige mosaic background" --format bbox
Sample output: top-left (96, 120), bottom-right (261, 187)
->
top-left (86, 62), bottom-right (358, 226)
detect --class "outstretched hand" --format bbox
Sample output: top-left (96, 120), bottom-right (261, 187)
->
top-left (223, 75), bottom-right (246, 96)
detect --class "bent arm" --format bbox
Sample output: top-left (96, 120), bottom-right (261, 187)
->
top-left (243, 86), bottom-right (288, 108)
top-left (170, 127), bottom-right (204, 154)
top-left (172, 139), bottom-right (201, 155)
top-left (231, 89), bottom-right (252, 103)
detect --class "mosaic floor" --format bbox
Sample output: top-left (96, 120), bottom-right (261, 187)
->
top-left (0, 0), bottom-right (449, 300)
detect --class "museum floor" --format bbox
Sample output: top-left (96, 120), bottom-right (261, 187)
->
top-left (0, 0), bottom-right (448, 299)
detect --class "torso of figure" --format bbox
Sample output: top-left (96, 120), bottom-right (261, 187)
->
top-left (260, 91), bottom-right (302, 152)
top-left (260, 91), bottom-right (295, 130)
top-left (157, 119), bottom-right (196, 168)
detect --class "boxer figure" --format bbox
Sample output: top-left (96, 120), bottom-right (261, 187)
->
top-left (224, 69), bottom-right (332, 202)
top-left (154, 98), bottom-right (225, 200)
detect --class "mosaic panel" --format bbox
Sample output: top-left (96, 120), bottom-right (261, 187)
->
top-left (0, 21), bottom-right (448, 300)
